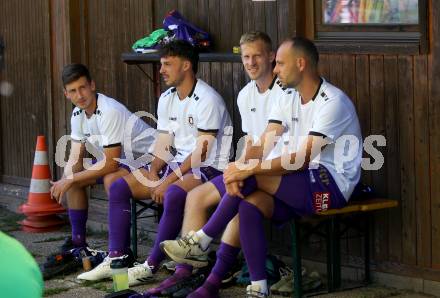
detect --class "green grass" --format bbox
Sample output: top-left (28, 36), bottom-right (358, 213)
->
top-left (0, 207), bottom-right (25, 233)
top-left (87, 226), bottom-right (108, 238)
top-left (35, 235), bottom-right (67, 243)
top-left (43, 287), bottom-right (70, 297)
top-left (81, 280), bottom-right (113, 293)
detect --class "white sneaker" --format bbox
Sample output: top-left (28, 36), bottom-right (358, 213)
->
top-left (246, 284), bottom-right (269, 298)
top-left (128, 262), bottom-right (153, 286)
top-left (160, 231), bottom-right (209, 268)
top-left (77, 256), bottom-right (112, 281)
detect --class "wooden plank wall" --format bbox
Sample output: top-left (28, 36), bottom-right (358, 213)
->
top-left (316, 53), bottom-right (426, 270)
top-left (85, 0), bottom-right (156, 121)
top-left (1, 0), bottom-right (440, 280)
top-left (0, 0), bottom-right (51, 184)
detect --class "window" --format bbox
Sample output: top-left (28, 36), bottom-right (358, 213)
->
top-left (303, 0), bottom-right (428, 54)
top-left (322, 0), bottom-right (419, 25)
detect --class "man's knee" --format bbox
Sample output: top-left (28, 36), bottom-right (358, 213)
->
top-left (103, 169), bottom-right (129, 191)
top-left (163, 184), bottom-right (187, 211)
top-left (242, 193), bottom-right (273, 218)
top-left (103, 174), bottom-right (114, 191)
top-left (108, 178), bottom-right (131, 202)
top-left (186, 184), bottom-right (219, 211)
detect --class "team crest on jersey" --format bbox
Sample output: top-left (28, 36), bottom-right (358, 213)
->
top-left (188, 115), bottom-right (194, 127)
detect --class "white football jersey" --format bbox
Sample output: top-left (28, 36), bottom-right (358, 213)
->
top-left (70, 93), bottom-right (156, 165)
top-left (237, 77), bottom-right (296, 160)
top-left (268, 78), bottom-right (362, 200)
top-left (156, 79), bottom-right (232, 170)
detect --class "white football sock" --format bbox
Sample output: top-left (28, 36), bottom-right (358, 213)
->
top-left (195, 229), bottom-right (213, 250)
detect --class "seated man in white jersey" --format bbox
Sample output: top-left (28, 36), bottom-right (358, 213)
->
top-left (77, 40), bottom-right (233, 288)
top-left (46, 63), bottom-right (155, 278)
top-left (162, 37), bottom-right (363, 298)
top-left (158, 32), bottom-right (295, 298)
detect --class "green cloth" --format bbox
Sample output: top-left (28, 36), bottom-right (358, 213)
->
top-left (132, 29), bottom-right (168, 50)
top-left (0, 231), bottom-right (44, 298)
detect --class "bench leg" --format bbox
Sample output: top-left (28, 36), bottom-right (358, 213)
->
top-left (131, 199), bottom-right (138, 259)
top-left (364, 215), bottom-right (371, 284)
top-left (291, 220), bottom-right (303, 298)
top-left (326, 217), bottom-right (341, 292)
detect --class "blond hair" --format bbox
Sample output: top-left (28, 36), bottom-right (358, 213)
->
top-left (239, 31), bottom-right (273, 52)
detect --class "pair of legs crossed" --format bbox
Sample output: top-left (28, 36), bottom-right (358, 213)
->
top-left (165, 166), bottom-right (347, 296)
top-left (86, 163), bottom-right (223, 291)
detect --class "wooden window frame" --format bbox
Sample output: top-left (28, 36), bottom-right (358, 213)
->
top-left (298, 0), bottom-right (429, 54)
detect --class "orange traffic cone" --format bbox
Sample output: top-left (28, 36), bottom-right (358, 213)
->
top-left (19, 135), bottom-right (66, 232)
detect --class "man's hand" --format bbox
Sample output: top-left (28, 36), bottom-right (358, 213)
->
top-left (225, 180), bottom-right (244, 198)
top-left (223, 162), bottom-right (253, 185)
top-left (50, 178), bottom-right (74, 204)
top-left (151, 179), bottom-right (172, 204)
top-left (145, 170), bottom-right (162, 189)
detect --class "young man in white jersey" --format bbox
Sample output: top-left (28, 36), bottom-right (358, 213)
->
top-left (162, 37), bottom-right (363, 297)
top-left (158, 32), bottom-right (295, 298)
top-left (77, 40), bottom-right (233, 288)
top-left (45, 63), bottom-right (155, 279)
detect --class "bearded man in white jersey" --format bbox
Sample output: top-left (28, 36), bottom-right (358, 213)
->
top-left (77, 40), bottom-right (234, 292)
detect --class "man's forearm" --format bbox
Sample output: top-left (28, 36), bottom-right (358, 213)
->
top-left (149, 155), bottom-right (168, 174)
top-left (70, 161), bottom-right (119, 183)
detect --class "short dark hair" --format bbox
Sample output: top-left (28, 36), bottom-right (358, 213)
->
top-left (159, 40), bottom-right (199, 74)
top-left (62, 63), bottom-right (92, 87)
top-left (286, 36), bottom-right (319, 68)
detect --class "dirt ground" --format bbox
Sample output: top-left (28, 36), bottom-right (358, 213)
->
top-left (0, 205), bottom-right (436, 298)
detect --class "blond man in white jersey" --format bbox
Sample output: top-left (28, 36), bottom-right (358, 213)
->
top-left (160, 32), bottom-right (296, 298)
top-left (164, 37), bottom-right (363, 298)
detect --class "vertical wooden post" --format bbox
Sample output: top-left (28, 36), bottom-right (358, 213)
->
top-left (49, 0), bottom-right (87, 179)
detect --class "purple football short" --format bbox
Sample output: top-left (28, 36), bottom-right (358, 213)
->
top-left (92, 160), bottom-right (143, 185)
top-left (273, 165), bottom-right (347, 217)
top-left (187, 166), bottom-right (223, 183)
top-left (207, 174), bottom-right (227, 198)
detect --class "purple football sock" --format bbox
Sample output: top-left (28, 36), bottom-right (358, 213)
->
top-left (68, 209), bottom-right (88, 247)
top-left (212, 242), bottom-right (241, 279)
top-left (175, 263), bottom-right (193, 276)
top-left (187, 280), bottom-right (220, 298)
top-left (239, 200), bottom-right (267, 281)
top-left (148, 184), bottom-right (187, 266)
top-left (203, 176), bottom-right (257, 238)
top-left (189, 242), bottom-right (240, 298)
top-left (108, 178), bottom-right (132, 257)
top-left (143, 269), bottom-right (191, 296)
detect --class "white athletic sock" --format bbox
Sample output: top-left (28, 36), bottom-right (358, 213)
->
top-left (143, 259), bottom-right (153, 269)
top-left (195, 229), bottom-right (213, 250)
top-left (252, 280), bottom-right (268, 295)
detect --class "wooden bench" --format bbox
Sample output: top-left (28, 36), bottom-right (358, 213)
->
top-left (290, 198), bottom-right (398, 297)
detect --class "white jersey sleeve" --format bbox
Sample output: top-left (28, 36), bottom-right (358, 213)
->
top-left (70, 109), bottom-right (86, 142)
top-left (156, 90), bottom-right (173, 132)
top-left (236, 90), bottom-right (249, 134)
top-left (310, 98), bottom-right (354, 142)
top-left (99, 107), bottom-right (125, 147)
top-left (196, 96), bottom-right (223, 132)
top-left (267, 89), bottom-right (294, 128)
